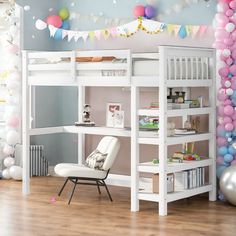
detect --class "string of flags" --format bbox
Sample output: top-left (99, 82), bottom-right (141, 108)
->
top-left (36, 18), bottom-right (209, 42)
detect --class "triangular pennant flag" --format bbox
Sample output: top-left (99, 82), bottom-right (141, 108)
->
top-left (185, 25), bottom-right (193, 36)
top-left (74, 32), bottom-right (81, 42)
top-left (198, 25), bottom-right (208, 37)
top-left (62, 30), bottom-right (68, 40)
top-left (81, 32), bottom-right (89, 42)
top-left (173, 25), bottom-right (181, 36)
top-left (102, 30), bottom-right (110, 40)
top-left (89, 31), bottom-right (95, 41)
top-left (93, 16), bottom-right (99, 23)
top-left (167, 24), bottom-right (174, 34)
top-left (48, 25), bottom-right (57, 37)
top-left (192, 26), bottom-right (200, 38)
top-left (178, 25), bottom-right (187, 39)
top-left (94, 30), bottom-right (101, 40)
top-left (109, 28), bottom-right (117, 37)
top-left (67, 31), bottom-right (75, 42)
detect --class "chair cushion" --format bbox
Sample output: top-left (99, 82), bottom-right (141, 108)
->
top-left (54, 163), bottom-right (107, 179)
top-left (85, 149), bottom-right (107, 170)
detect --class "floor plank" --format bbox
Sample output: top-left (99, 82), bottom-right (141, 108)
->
top-left (0, 177), bottom-right (236, 236)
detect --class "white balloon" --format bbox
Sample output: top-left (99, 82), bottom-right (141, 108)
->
top-left (24, 5), bottom-right (31, 11)
top-left (4, 156), bottom-right (15, 168)
top-left (9, 25), bottom-right (18, 36)
top-left (35, 19), bottom-right (47, 31)
top-left (10, 72), bottom-right (21, 81)
top-left (3, 144), bottom-right (15, 155)
top-left (225, 23), bottom-right (235, 33)
top-left (6, 130), bottom-right (20, 145)
top-left (226, 88), bottom-right (234, 96)
top-left (225, 80), bottom-right (231, 88)
top-left (9, 166), bottom-right (22, 181)
top-left (222, 49), bottom-right (231, 58)
top-left (2, 169), bottom-right (11, 179)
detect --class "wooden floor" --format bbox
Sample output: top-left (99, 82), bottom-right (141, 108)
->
top-left (0, 177), bottom-right (236, 236)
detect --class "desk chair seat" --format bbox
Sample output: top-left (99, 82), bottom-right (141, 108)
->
top-left (54, 136), bottom-right (120, 204)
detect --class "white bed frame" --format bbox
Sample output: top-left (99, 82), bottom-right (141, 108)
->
top-left (22, 46), bottom-right (216, 216)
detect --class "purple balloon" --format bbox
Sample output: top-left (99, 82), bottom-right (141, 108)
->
top-left (145, 5), bottom-right (156, 19)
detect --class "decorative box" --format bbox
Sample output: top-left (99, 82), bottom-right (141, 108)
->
top-left (152, 173), bottom-right (175, 193)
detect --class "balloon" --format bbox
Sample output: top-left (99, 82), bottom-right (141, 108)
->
top-left (218, 146), bottom-right (228, 156)
top-left (178, 26), bottom-right (187, 39)
top-left (217, 89), bottom-right (228, 101)
top-left (226, 9), bottom-right (234, 17)
top-left (2, 169), bottom-right (11, 179)
top-left (217, 165), bottom-right (226, 178)
top-left (4, 156), bottom-right (15, 168)
top-left (217, 137), bottom-right (228, 146)
top-left (213, 41), bottom-right (226, 50)
top-left (35, 19), bottom-right (47, 30)
top-left (6, 44), bottom-right (19, 54)
top-left (224, 80), bottom-right (231, 88)
top-left (217, 156), bottom-right (225, 165)
top-left (228, 145), bottom-right (236, 155)
top-left (230, 65), bottom-right (236, 75)
top-left (224, 105), bottom-right (234, 116)
top-left (220, 165), bottom-right (236, 205)
top-left (226, 88), bottom-right (234, 96)
top-left (226, 57), bottom-right (233, 65)
top-left (59, 8), bottom-right (70, 21)
top-left (219, 66), bottom-right (229, 77)
top-left (224, 154), bottom-right (234, 163)
top-left (229, 0), bottom-right (236, 10)
top-left (3, 144), bottom-right (14, 156)
top-left (215, 29), bottom-right (230, 40)
top-left (6, 130), bottom-right (20, 145)
top-left (10, 72), bottom-right (21, 81)
top-left (225, 22), bottom-right (235, 32)
top-left (215, 13), bottom-right (229, 27)
top-left (6, 80), bottom-right (20, 91)
top-left (222, 49), bottom-right (231, 58)
top-left (217, 2), bottom-right (229, 13)
top-left (6, 116), bottom-right (20, 128)
top-left (224, 116), bottom-right (232, 124)
top-left (61, 21), bottom-right (70, 30)
top-left (217, 124), bottom-right (226, 137)
top-left (9, 166), bottom-right (22, 181)
top-left (46, 15), bottom-right (62, 28)
top-left (224, 37), bottom-right (234, 46)
top-left (54, 29), bottom-right (63, 40)
top-left (134, 5), bottom-right (145, 18)
top-left (218, 117), bottom-right (224, 125)
top-left (145, 5), bottom-right (156, 19)
top-left (24, 5), bottom-right (30, 11)
top-left (218, 106), bottom-right (226, 116)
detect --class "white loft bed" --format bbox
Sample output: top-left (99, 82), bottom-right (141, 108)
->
top-left (22, 46), bottom-right (216, 216)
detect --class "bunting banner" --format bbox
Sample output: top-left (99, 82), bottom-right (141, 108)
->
top-left (36, 18), bottom-right (209, 43)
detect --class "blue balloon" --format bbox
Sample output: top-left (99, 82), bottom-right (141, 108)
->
top-left (223, 161), bottom-right (230, 167)
top-left (232, 131), bottom-right (236, 136)
top-left (217, 165), bottom-right (226, 178)
top-left (225, 132), bottom-right (232, 138)
top-left (228, 145), bottom-right (236, 155)
top-left (224, 153), bottom-right (234, 163)
top-left (231, 90), bottom-right (236, 98)
top-left (61, 21), bottom-right (70, 30)
top-left (218, 146), bottom-right (228, 156)
top-left (178, 25), bottom-right (187, 39)
top-left (54, 29), bottom-right (63, 40)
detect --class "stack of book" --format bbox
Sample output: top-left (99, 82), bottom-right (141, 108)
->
top-left (175, 167), bottom-right (205, 191)
top-left (175, 128), bottom-right (196, 135)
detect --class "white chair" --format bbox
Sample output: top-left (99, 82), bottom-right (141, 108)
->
top-left (54, 136), bottom-right (120, 204)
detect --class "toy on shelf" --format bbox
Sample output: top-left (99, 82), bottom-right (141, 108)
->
top-left (75, 104), bottom-right (95, 127)
top-left (139, 116), bottom-right (159, 130)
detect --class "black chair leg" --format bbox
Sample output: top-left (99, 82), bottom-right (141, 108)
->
top-left (58, 178), bottom-right (69, 196)
top-left (68, 178), bottom-right (78, 205)
top-left (96, 181), bottom-right (101, 195)
top-left (102, 180), bottom-right (113, 202)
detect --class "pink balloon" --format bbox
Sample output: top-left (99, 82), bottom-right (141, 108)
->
top-left (224, 99), bottom-right (232, 105)
top-left (218, 106), bottom-right (226, 116)
top-left (231, 76), bottom-right (236, 89)
top-left (230, 0), bottom-right (236, 10)
top-left (218, 117), bottom-right (224, 125)
top-left (232, 110), bottom-right (236, 120)
top-left (46, 15), bottom-right (62, 28)
top-left (6, 44), bottom-right (19, 54)
top-left (233, 120), bottom-right (236, 128)
top-left (225, 122), bottom-right (234, 131)
top-left (226, 57), bottom-right (233, 65)
top-left (224, 116), bottom-right (233, 123)
top-left (215, 29), bottom-right (230, 40)
top-left (221, 78), bottom-right (230, 88)
top-left (231, 30), bottom-right (236, 40)
top-left (231, 49), bottom-right (236, 60)
top-left (6, 116), bottom-right (20, 128)
top-left (224, 37), bottom-right (234, 46)
top-left (219, 66), bottom-right (230, 77)
top-left (218, 89), bottom-right (228, 101)
top-left (217, 156), bottom-right (225, 165)
top-left (231, 160), bottom-right (236, 165)
top-left (213, 41), bottom-right (227, 50)
top-left (133, 5), bottom-right (145, 18)
top-left (217, 124), bottom-right (225, 134)
top-left (3, 145), bottom-right (14, 155)
top-left (224, 105), bottom-right (234, 116)
top-left (215, 13), bottom-right (229, 27)
top-left (226, 9), bottom-right (234, 17)
top-left (217, 137), bottom-right (228, 147)
top-left (230, 65), bottom-right (236, 75)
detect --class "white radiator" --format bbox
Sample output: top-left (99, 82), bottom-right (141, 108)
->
top-left (29, 145), bottom-right (48, 177)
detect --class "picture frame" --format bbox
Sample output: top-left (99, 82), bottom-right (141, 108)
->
top-left (106, 103), bottom-right (122, 127)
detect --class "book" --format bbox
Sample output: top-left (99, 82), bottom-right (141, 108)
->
top-left (175, 128), bottom-right (196, 135)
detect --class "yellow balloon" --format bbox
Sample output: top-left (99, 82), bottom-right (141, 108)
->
top-left (59, 8), bottom-right (70, 20)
